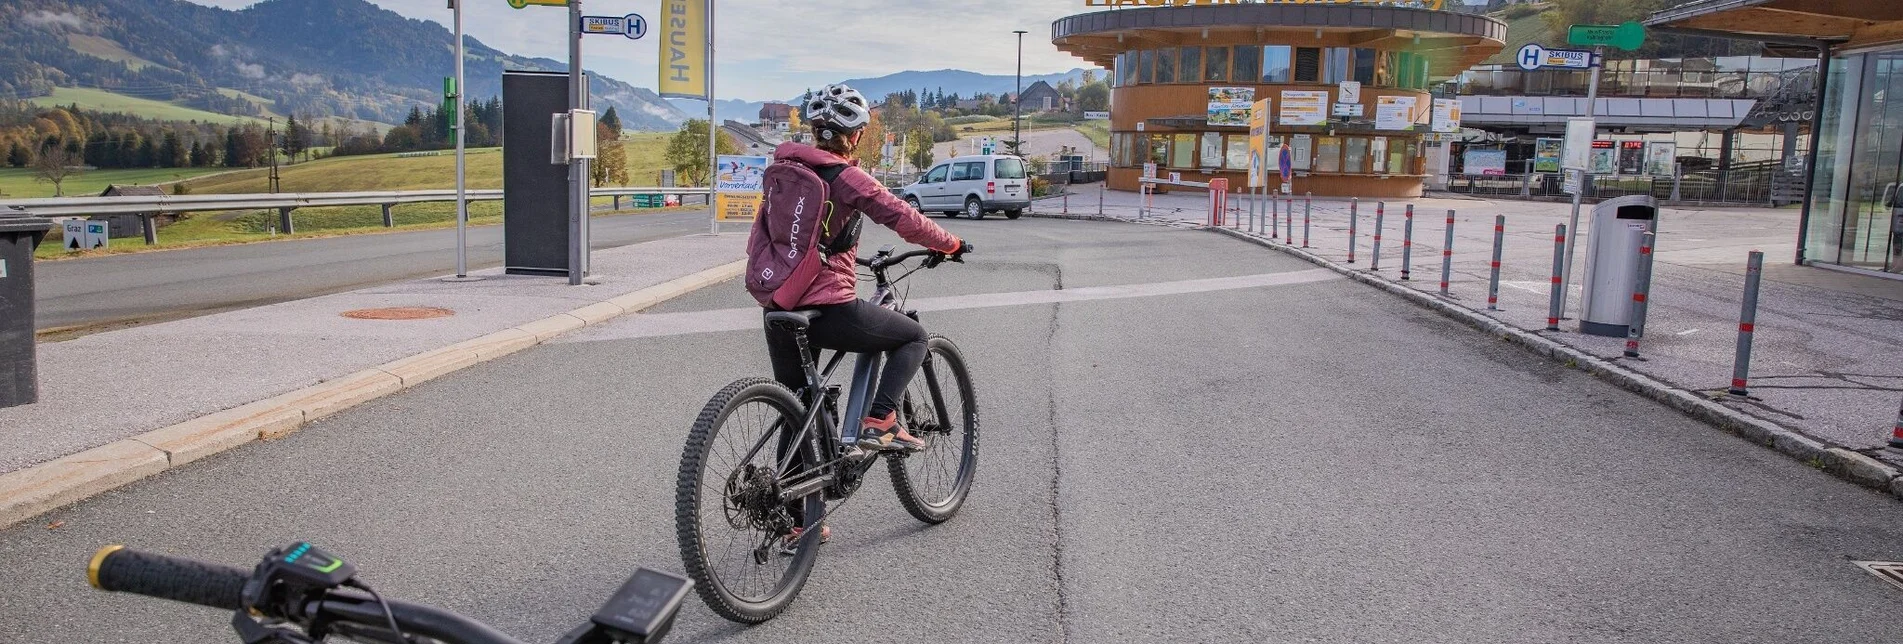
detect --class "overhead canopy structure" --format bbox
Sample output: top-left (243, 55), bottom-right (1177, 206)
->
top-left (1645, 0), bottom-right (1903, 50)
top-left (1458, 97), bottom-right (1757, 133)
top-left (1053, 3), bottom-right (1507, 79)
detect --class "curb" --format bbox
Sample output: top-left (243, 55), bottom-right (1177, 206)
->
top-left (1201, 225), bottom-right (1903, 502)
top-left (0, 260), bottom-right (745, 529)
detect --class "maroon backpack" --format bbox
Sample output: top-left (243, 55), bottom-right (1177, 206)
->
top-left (744, 160), bottom-right (860, 309)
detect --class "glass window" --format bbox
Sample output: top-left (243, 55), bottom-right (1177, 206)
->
top-left (1294, 48), bottom-right (1321, 83)
top-left (1374, 51), bottom-right (1395, 87)
top-left (1343, 137), bottom-right (1369, 174)
top-left (925, 165), bottom-right (948, 183)
top-left (1352, 48), bottom-right (1376, 85)
top-left (1148, 134), bottom-right (1169, 166)
top-left (1233, 46), bottom-right (1261, 83)
top-left (1200, 132), bottom-right (1224, 168)
top-left (1180, 47), bottom-right (1202, 83)
top-left (1261, 46), bottom-right (1291, 83)
top-left (1205, 46), bottom-right (1229, 83)
top-left (1139, 50), bottom-right (1155, 85)
top-left (1225, 134), bottom-right (1250, 170)
top-left (1808, 54), bottom-right (1856, 265)
top-left (1323, 48), bottom-right (1350, 84)
top-left (1315, 136), bottom-right (1342, 173)
top-left (1117, 52), bottom-right (1135, 87)
top-left (952, 162), bottom-right (984, 181)
top-left (993, 158), bottom-right (1025, 179)
top-left (1156, 48), bottom-right (1176, 84)
top-left (1371, 137), bottom-right (1388, 173)
top-left (1170, 133), bottom-right (1195, 168)
top-left (1291, 134), bottom-right (1313, 171)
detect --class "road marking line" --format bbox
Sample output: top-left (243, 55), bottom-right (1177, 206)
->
top-left (564, 268), bottom-right (1341, 342)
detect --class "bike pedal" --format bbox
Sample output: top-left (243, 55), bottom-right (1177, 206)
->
top-left (843, 446), bottom-right (873, 462)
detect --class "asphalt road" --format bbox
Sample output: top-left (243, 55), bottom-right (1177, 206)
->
top-left (4, 217), bottom-right (1901, 643)
top-left (33, 209), bottom-right (710, 332)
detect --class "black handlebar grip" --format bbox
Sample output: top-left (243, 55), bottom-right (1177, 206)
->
top-left (89, 545), bottom-right (248, 611)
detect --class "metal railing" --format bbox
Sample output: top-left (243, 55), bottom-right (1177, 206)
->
top-left (0, 187), bottom-right (713, 242)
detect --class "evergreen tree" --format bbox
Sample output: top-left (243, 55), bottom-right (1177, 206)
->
top-left (282, 114), bottom-right (310, 162)
top-left (601, 106), bottom-right (622, 133)
top-left (160, 131), bottom-right (185, 168)
top-left (225, 128), bottom-right (244, 167)
top-left (8, 143), bottom-right (30, 168)
top-left (137, 136), bottom-right (158, 168)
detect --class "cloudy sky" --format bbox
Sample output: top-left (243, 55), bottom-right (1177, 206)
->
top-left (181, 0), bottom-right (1095, 101)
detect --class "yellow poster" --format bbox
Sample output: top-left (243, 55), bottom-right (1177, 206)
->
top-left (716, 192), bottom-right (762, 222)
top-left (1247, 98), bottom-right (1269, 188)
top-left (658, 0), bottom-right (707, 99)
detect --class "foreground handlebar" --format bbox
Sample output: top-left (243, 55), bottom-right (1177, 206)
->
top-left (315, 596), bottom-right (528, 644)
top-left (89, 546), bottom-right (247, 611)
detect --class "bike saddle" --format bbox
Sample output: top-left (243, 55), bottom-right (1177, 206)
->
top-left (765, 309), bottom-right (822, 330)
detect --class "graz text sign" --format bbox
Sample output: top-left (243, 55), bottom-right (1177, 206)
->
top-left (1568, 21), bottom-right (1645, 51)
top-left (1084, 0), bottom-right (1445, 8)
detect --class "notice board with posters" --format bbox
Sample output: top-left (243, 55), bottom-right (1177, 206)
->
top-left (1374, 96), bottom-right (1417, 131)
top-left (1207, 87), bottom-right (1254, 126)
top-left (1431, 98), bottom-right (1462, 133)
top-left (1279, 91), bottom-right (1327, 126)
top-left (714, 154), bottom-right (769, 222)
top-left (1534, 138), bottom-right (1563, 173)
top-left (1463, 148), bottom-right (1507, 176)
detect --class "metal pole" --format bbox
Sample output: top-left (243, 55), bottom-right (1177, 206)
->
top-left (1623, 231), bottom-right (1656, 358)
top-left (1014, 30), bottom-right (1026, 154)
top-left (1560, 45), bottom-right (1604, 317)
top-left (1269, 192), bottom-right (1278, 239)
top-left (567, 0), bottom-right (585, 286)
top-left (1347, 198), bottom-right (1358, 264)
top-left (1486, 214), bottom-right (1504, 310)
top-left (1400, 204), bottom-right (1414, 280)
top-left (453, 0), bottom-right (468, 278)
top-left (1098, 181), bottom-right (1104, 216)
top-left (1795, 43), bottom-right (1830, 265)
top-left (1729, 250), bottom-right (1764, 396)
top-left (1301, 194), bottom-right (1310, 248)
top-left (1370, 202), bottom-right (1384, 270)
top-left (1547, 224), bottom-right (1566, 331)
top-left (1439, 209), bottom-right (1455, 296)
top-left (705, 0), bottom-right (718, 238)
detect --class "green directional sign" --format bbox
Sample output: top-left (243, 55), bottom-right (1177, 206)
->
top-left (1569, 21), bottom-right (1645, 51)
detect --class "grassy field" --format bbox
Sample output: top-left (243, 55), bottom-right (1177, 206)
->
top-left (0, 167), bottom-right (236, 198)
top-left (29, 88), bottom-right (269, 127)
top-left (1074, 120), bottom-right (1110, 149)
top-left (28, 133), bottom-right (682, 258)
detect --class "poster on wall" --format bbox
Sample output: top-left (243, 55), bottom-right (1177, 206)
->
top-left (1207, 87), bottom-right (1255, 126)
top-left (1644, 142), bottom-right (1677, 176)
top-left (1279, 91), bottom-right (1327, 127)
top-left (1247, 98), bottom-right (1270, 187)
top-left (1533, 138), bottom-right (1563, 173)
top-left (1430, 98), bottom-right (1462, 133)
top-left (714, 155), bottom-right (769, 222)
top-left (1290, 134), bottom-right (1313, 171)
top-left (1617, 140), bottom-right (1645, 175)
top-left (1370, 137), bottom-right (1389, 174)
top-left (1200, 132), bottom-right (1225, 168)
top-left (1589, 141), bottom-right (1617, 175)
top-left (1463, 148), bottom-right (1507, 176)
top-left (1374, 96), bottom-right (1417, 131)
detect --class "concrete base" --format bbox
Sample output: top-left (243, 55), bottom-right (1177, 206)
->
top-left (1579, 319), bottom-right (1628, 337)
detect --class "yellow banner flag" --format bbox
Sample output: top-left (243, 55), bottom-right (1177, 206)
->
top-left (658, 0), bottom-right (707, 99)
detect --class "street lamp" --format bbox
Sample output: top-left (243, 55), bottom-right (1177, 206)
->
top-left (1013, 29), bottom-right (1026, 156)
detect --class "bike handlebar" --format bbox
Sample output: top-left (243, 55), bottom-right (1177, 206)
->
top-left (90, 545), bottom-right (247, 611)
top-left (855, 248), bottom-right (939, 270)
top-left (89, 546), bottom-right (529, 644)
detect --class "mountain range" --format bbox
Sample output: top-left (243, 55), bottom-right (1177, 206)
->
top-left (1, 0), bottom-right (1096, 132)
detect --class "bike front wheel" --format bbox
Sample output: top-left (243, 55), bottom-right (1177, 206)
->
top-left (888, 335), bottom-right (980, 524)
top-left (676, 377), bottom-right (825, 623)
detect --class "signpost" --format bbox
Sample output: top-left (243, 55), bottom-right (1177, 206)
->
top-left (1555, 21), bottom-right (1644, 319)
top-left (580, 13), bottom-right (646, 39)
top-left (1515, 44), bottom-right (1594, 71)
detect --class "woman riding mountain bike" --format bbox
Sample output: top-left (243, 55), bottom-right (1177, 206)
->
top-left (754, 83), bottom-right (971, 453)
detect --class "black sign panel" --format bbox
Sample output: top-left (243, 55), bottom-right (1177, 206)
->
top-left (503, 70), bottom-right (571, 276)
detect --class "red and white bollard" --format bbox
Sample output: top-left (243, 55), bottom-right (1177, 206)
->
top-left (1889, 396), bottom-right (1903, 450)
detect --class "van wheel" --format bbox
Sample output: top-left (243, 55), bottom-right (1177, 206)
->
top-left (965, 197), bottom-right (985, 220)
top-left (1005, 209), bottom-right (1022, 220)
top-left (905, 196), bottom-right (922, 212)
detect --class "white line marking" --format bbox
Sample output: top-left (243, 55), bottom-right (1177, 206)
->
top-left (562, 269), bottom-right (1341, 342)
top-left (1676, 328), bottom-right (1699, 335)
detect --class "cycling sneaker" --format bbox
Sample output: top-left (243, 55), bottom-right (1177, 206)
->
top-left (857, 410), bottom-right (926, 452)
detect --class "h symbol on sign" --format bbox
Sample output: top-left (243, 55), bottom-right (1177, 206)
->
top-left (1519, 48), bottom-right (1541, 69)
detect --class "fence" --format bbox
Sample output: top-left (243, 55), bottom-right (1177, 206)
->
top-left (0, 187), bottom-right (713, 244)
top-left (1445, 163), bottom-right (1803, 206)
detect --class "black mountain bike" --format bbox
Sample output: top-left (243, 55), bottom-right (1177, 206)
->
top-left (86, 542), bottom-right (689, 644)
top-left (675, 246), bottom-right (980, 623)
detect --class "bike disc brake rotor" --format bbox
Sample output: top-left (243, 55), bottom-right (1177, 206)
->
top-left (724, 464), bottom-right (793, 535)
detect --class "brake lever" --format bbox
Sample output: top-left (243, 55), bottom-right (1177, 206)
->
top-left (923, 253), bottom-right (945, 269)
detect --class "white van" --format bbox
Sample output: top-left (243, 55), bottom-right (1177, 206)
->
top-left (899, 154), bottom-right (1031, 220)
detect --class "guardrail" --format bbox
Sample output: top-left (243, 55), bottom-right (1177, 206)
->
top-left (0, 187), bottom-right (712, 243)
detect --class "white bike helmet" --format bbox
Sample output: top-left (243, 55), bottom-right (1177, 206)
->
top-left (804, 84), bottom-right (871, 142)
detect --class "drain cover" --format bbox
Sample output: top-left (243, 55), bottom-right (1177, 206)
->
top-left (1854, 561), bottom-right (1903, 592)
top-left (340, 307), bottom-right (455, 320)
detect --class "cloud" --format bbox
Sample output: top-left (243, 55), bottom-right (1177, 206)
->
top-left (234, 61), bottom-right (265, 79)
top-left (23, 10), bottom-right (92, 32)
top-left (289, 73), bottom-right (325, 87)
top-left (209, 44), bottom-right (228, 58)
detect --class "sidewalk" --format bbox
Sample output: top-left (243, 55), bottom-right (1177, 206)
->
top-left (1060, 187), bottom-right (1903, 464)
top-left (1, 233), bottom-right (745, 525)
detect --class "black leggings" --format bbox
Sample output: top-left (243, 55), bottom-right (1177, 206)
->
top-left (765, 299), bottom-right (927, 420)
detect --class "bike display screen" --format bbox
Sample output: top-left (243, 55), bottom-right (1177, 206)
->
top-left (592, 568), bottom-right (692, 640)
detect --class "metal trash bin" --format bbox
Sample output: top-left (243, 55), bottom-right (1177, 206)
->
top-left (0, 213), bottom-right (53, 408)
top-left (1579, 195), bottom-right (1659, 337)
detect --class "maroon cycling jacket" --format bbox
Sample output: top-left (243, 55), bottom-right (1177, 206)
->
top-left (766, 142), bottom-right (961, 309)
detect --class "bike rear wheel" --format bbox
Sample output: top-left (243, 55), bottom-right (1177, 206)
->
top-left (676, 378), bottom-right (825, 623)
top-left (888, 335), bottom-right (980, 524)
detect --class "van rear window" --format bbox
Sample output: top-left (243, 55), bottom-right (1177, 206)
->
top-left (994, 158), bottom-right (1026, 179)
